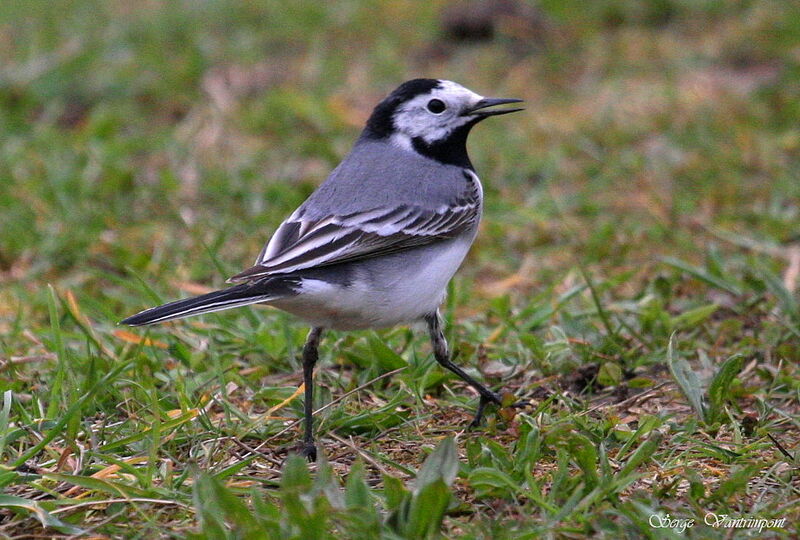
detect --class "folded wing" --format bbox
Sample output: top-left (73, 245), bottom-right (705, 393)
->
top-left (228, 197), bottom-right (479, 282)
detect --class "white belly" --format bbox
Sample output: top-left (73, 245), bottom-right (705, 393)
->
top-left (270, 237), bottom-right (473, 330)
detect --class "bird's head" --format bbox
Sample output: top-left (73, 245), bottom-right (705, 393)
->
top-left (362, 79), bottom-right (523, 168)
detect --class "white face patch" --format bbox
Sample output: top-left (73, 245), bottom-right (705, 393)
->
top-left (389, 132), bottom-right (413, 151)
top-left (390, 80), bottom-right (484, 146)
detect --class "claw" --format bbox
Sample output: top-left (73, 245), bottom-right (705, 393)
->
top-left (468, 392), bottom-right (503, 428)
top-left (299, 442), bottom-right (317, 462)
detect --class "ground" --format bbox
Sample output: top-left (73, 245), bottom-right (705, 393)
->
top-left (1, 0), bottom-right (799, 538)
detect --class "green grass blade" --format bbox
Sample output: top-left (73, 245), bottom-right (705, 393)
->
top-left (666, 334), bottom-right (707, 423)
top-left (661, 256), bottom-right (743, 296)
top-left (11, 360), bottom-right (133, 468)
top-left (706, 354), bottom-right (744, 425)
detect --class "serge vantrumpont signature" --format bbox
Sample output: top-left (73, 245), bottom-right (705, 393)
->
top-left (649, 512), bottom-right (787, 534)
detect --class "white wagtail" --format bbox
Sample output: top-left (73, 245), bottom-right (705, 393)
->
top-left (122, 79), bottom-right (523, 459)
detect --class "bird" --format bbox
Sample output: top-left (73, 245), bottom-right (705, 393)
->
top-left (121, 78), bottom-right (523, 460)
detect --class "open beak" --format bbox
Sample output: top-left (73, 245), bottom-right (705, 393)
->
top-left (463, 97), bottom-right (524, 117)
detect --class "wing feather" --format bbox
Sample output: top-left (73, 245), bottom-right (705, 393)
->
top-left (229, 198), bottom-right (479, 282)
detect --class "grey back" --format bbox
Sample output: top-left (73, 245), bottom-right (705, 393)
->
top-left (297, 139), bottom-right (471, 219)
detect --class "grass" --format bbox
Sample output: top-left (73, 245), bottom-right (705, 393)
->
top-left (1, 0), bottom-right (799, 537)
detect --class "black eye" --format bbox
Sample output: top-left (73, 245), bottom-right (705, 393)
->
top-left (426, 99), bottom-right (446, 114)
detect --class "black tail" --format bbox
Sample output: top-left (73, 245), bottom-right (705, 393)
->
top-left (120, 278), bottom-right (298, 326)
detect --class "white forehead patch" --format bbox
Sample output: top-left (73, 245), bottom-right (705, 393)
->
top-left (391, 80), bottom-right (484, 146)
top-left (436, 80), bottom-right (484, 103)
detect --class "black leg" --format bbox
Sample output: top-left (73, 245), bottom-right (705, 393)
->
top-left (300, 327), bottom-right (324, 461)
top-left (425, 311), bottom-right (501, 427)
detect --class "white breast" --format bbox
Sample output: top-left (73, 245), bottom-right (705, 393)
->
top-left (270, 236), bottom-right (475, 330)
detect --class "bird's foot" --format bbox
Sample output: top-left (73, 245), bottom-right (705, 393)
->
top-left (298, 441), bottom-right (317, 462)
top-left (468, 392), bottom-right (534, 428)
top-left (468, 391), bottom-right (503, 429)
